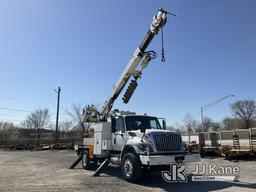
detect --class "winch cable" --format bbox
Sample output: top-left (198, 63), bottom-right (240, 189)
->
top-left (161, 26), bottom-right (165, 62)
top-left (160, 11), bottom-right (176, 63)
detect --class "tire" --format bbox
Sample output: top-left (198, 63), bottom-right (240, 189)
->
top-left (82, 150), bottom-right (91, 170)
top-left (121, 153), bottom-right (142, 182)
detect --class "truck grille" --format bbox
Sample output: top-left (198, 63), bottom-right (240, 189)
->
top-left (153, 133), bottom-right (182, 151)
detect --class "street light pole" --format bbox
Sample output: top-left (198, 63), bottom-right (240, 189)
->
top-left (200, 106), bottom-right (204, 133)
top-left (200, 94), bottom-right (235, 133)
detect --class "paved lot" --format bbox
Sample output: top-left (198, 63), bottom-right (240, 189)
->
top-left (0, 150), bottom-right (255, 192)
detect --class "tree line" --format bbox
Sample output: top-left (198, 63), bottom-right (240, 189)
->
top-left (173, 99), bottom-right (256, 133)
top-left (0, 104), bottom-right (85, 146)
top-left (0, 99), bottom-right (256, 146)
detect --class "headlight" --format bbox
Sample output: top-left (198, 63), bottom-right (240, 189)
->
top-left (137, 143), bottom-right (153, 153)
top-left (182, 142), bottom-right (188, 151)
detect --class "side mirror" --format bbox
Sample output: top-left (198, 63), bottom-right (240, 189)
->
top-left (162, 120), bottom-right (166, 129)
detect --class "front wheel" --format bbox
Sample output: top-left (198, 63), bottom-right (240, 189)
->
top-left (121, 153), bottom-right (142, 182)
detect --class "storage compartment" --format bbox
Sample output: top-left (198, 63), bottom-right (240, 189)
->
top-left (93, 122), bottom-right (112, 155)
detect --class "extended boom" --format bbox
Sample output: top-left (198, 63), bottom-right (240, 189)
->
top-left (84, 8), bottom-right (168, 122)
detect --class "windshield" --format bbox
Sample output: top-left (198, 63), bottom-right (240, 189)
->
top-left (125, 116), bottom-right (162, 131)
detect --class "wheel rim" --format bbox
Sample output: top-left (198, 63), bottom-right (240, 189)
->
top-left (83, 153), bottom-right (87, 167)
top-left (124, 159), bottom-right (133, 177)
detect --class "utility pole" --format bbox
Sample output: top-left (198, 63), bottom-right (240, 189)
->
top-left (55, 86), bottom-right (61, 142)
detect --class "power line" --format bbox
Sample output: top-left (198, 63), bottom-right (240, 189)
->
top-left (0, 112), bottom-right (69, 119)
top-left (0, 107), bottom-right (59, 115)
top-left (0, 107), bottom-right (32, 113)
top-left (0, 114), bottom-right (28, 119)
top-left (0, 95), bottom-right (57, 105)
top-left (0, 119), bottom-right (22, 122)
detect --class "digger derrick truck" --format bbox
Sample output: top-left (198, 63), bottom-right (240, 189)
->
top-left (74, 8), bottom-right (200, 182)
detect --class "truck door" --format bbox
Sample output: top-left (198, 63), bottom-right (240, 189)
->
top-left (111, 117), bottom-right (127, 151)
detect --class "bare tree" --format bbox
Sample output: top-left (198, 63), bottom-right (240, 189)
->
top-left (174, 122), bottom-right (185, 134)
top-left (66, 103), bottom-right (86, 132)
top-left (183, 113), bottom-right (198, 133)
top-left (222, 117), bottom-right (244, 130)
top-left (203, 117), bottom-right (214, 132)
top-left (211, 121), bottom-right (222, 131)
top-left (231, 100), bottom-right (256, 129)
top-left (65, 103), bottom-right (98, 133)
top-left (0, 121), bottom-right (17, 145)
top-left (23, 109), bottom-right (50, 145)
top-left (59, 120), bottom-right (74, 137)
top-left (195, 117), bottom-right (213, 132)
top-left (166, 125), bottom-right (175, 131)
top-left (60, 120), bottom-right (73, 132)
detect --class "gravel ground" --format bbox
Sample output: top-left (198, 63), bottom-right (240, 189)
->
top-left (0, 150), bottom-right (255, 192)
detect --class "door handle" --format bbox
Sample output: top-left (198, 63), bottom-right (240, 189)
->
top-left (115, 133), bottom-right (123, 137)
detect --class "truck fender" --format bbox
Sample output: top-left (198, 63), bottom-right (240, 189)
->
top-left (120, 145), bottom-right (141, 160)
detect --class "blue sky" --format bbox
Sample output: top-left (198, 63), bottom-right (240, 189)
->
top-left (0, 0), bottom-right (255, 126)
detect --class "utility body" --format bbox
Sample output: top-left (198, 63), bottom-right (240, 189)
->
top-left (74, 8), bottom-right (200, 182)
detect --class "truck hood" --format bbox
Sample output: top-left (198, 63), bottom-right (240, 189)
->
top-left (128, 129), bottom-right (179, 138)
top-left (126, 129), bottom-right (183, 153)
top-left (127, 129), bottom-right (180, 145)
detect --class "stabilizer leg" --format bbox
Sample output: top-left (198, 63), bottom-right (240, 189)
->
top-left (93, 159), bottom-right (110, 177)
top-left (69, 155), bottom-right (82, 169)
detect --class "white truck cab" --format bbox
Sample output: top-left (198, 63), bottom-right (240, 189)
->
top-left (75, 113), bottom-right (200, 182)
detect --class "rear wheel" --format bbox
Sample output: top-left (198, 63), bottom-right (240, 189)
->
top-left (82, 150), bottom-right (91, 170)
top-left (121, 153), bottom-right (142, 182)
